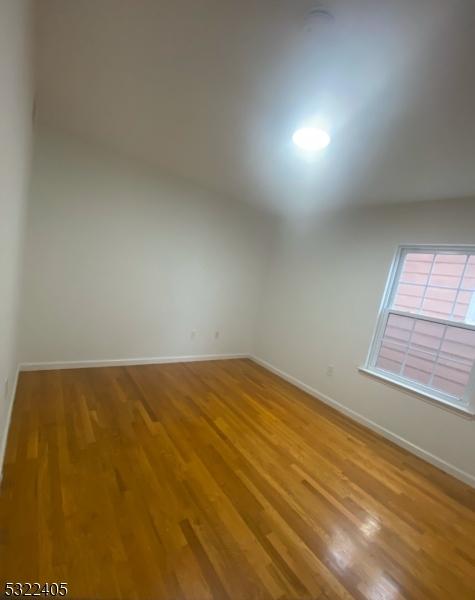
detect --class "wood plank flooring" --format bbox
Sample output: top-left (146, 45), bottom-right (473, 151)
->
top-left (0, 359), bottom-right (474, 599)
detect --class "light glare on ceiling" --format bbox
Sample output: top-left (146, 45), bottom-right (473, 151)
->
top-left (292, 127), bottom-right (330, 152)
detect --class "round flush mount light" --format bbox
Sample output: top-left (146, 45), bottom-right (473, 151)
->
top-left (306, 7), bottom-right (335, 25)
top-left (303, 6), bottom-right (335, 33)
top-left (292, 127), bottom-right (331, 152)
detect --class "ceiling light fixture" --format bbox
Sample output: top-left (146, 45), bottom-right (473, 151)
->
top-left (292, 127), bottom-right (331, 152)
top-left (303, 6), bottom-right (335, 33)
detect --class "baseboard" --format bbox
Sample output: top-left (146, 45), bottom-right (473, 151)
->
top-left (20, 353), bottom-right (249, 372)
top-left (0, 366), bottom-right (20, 485)
top-left (250, 355), bottom-right (475, 488)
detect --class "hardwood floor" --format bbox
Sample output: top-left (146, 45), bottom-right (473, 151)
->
top-left (0, 359), bottom-right (474, 600)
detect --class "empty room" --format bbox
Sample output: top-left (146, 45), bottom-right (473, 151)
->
top-left (1, 0), bottom-right (475, 598)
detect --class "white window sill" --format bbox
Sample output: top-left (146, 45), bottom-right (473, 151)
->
top-left (358, 367), bottom-right (475, 419)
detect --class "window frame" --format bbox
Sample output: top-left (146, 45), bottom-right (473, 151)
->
top-left (362, 244), bottom-right (475, 416)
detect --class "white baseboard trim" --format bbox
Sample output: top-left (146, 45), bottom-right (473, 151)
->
top-left (20, 353), bottom-right (249, 372)
top-left (0, 366), bottom-right (20, 485)
top-left (250, 355), bottom-right (475, 488)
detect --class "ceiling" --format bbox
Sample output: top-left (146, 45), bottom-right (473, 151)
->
top-left (35, 0), bottom-right (475, 214)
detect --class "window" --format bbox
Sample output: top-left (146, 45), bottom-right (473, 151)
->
top-left (363, 245), bottom-right (475, 415)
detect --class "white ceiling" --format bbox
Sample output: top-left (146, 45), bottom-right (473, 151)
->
top-left (35, 0), bottom-right (475, 214)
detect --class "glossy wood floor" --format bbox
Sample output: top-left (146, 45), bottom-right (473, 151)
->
top-left (0, 359), bottom-right (474, 600)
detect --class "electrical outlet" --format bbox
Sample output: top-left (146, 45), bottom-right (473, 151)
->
top-left (326, 365), bottom-right (334, 377)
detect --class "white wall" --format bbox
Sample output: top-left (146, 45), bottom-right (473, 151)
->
top-left (20, 130), bottom-right (272, 365)
top-left (0, 0), bottom-right (33, 470)
top-left (255, 199), bottom-right (475, 483)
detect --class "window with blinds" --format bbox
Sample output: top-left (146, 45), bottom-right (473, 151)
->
top-left (364, 246), bottom-right (475, 414)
